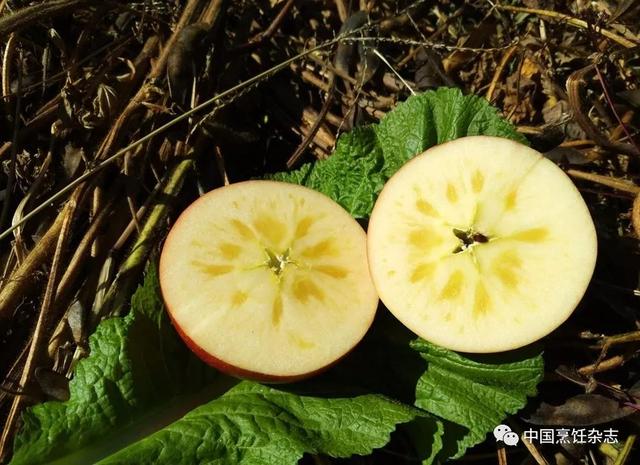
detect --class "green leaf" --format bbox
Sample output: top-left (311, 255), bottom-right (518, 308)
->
top-left (96, 382), bottom-right (418, 465)
top-left (10, 266), bottom-right (218, 465)
top-left (10, 267), bottom-right (419, 465)
top-left (411, 339), bottom-right (544, 460)
top-left (403, 416), bottom-right (445, 465)
top-left (271, 126), bottom-right (385, 218)
top-left (270, 88), bottom-right (527, 218)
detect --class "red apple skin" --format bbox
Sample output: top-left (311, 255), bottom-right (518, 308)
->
top-left (163, 299), bottom-right (368, 383)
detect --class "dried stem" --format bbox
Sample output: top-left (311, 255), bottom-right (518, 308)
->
top-left (287, 74), bottom-right (336, 168)
top-left (567, 169), bottom-right (640, 195)
top-left (0, 35), bottom-right (350, 241)
top-left (55, 195), bottom-right (116, 305)
top-left (0, 0), bottom-right (93, 37)
top-left (632, 192), bottom-right (640, 237)
top-left (495, 5), bottom-right (638, 48)
top-left (497, 447), bottom-right (508, 465)
top-left (0, 46), bottom-right (21, 231)
top-left (0, 199), bottom-right (72, 319)
top-left (1, 33), bottom-right (16, 99)
top-left (231, 0), bottom-right (295, 53)
top-left (95, 157), bottom-right (194, 321)
top-left (486, 45), bottom-right (517, 102)
top-left (334, 0), bottom-right (347, 22)
top-left (520, 435), bottom-right (550, 465)
top-left (593, 64), bottom-right (640, 155)
top-left (613, 434), bottom-right (636, 465)
top-left (568, 65), bottom-right (640, 156)
top-left (0, 193), bottom-right (79, 459)
top-left (578, 355), bottom-right (625, 375)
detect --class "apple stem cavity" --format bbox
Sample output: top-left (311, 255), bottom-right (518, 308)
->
top-left (264, 247), bottom-right (294, 278)
top-left (452, 228), bottom-right (490, 254)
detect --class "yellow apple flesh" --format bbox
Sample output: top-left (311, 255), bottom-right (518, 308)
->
top-left (159, 180), bottom-right (378, 382)
top-left (367, 136), bottom-right (597, 353)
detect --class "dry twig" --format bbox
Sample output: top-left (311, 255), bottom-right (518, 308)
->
top-left (495, 5), bottom-right (638, 48)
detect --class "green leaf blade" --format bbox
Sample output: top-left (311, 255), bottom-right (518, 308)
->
top-left (271, 126), bottom-right (384, 218)
top-left (96, 383), bottom-right (418, 465)
top-left (411, 339), bottom-right (544, 459)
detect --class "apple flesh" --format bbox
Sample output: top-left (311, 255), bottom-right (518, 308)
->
top-left (367, 136), bottom-right (597, 353)
top-left (159, 180), bottom-right (378, 382)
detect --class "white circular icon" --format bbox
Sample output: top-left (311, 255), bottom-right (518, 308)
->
top-left (493, 424), bottom-right (511, 441)
top-left (503, 431), bottom-right (520, 446)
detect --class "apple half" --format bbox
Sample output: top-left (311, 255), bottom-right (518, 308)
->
top-left (367, 136), bottom-right (597, 353)
top-left (159, 180), bottom-right (378, 382)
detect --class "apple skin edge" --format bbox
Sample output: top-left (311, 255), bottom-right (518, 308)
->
top-left (162, 297), bottom-right (366, 384)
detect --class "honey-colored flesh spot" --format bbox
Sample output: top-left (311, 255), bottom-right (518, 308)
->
top-left (253, 215), bottom-right (287, 247)
top-left (231, 291), bottom-right (248, 307)
top-left (510, 227), bottom-right (549, 243)
top-left (314, 265), bottom-right (348, 279)
top-left (410, 262), bottom-right (436, 283)
top-left (301, 239), bottom-right (337, 259)
top-left (294, 216), bottom-right (315, 240)
top-left (219, 242), bottom-right (242, 260)
top-left (446, 183), bottom-right (458, 203)
top-left (495, 268), bottom-right (518, 288)
top-left (499, 249), bottom-right (522, 267)
top-left (473, 282), bottom-right (490, 317)
top-left (439, 270), bottom-right (464, 300)
top-left (408, 229), bottom-right (442, 249)
top-left (291, 277), bottom-right (325, 303)
top-left (504, 190), bottom-right (517, 211)
top-left (231, 220), bottom-right (255, 240)
top-left (416, 199), bottom-right (438, 217)
top-left (288, 332), bottom-right (315, 349)
top-left (492, 250), bottom-right (522, 289)
top-left (272, 294), bottom-right (283, 326)
top-left (471, 170), bottom-right (484, 193)
top-left (193, 262), bottom-right (234, 277)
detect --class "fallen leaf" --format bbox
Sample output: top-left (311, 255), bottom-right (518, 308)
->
top-left (526, 384), bottom-right (640, 426)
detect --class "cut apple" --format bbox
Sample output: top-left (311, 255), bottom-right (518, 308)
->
top-left (159, 180), bottom-right (378, 382)
top-left (367, 136), bottom-right (597, 353)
